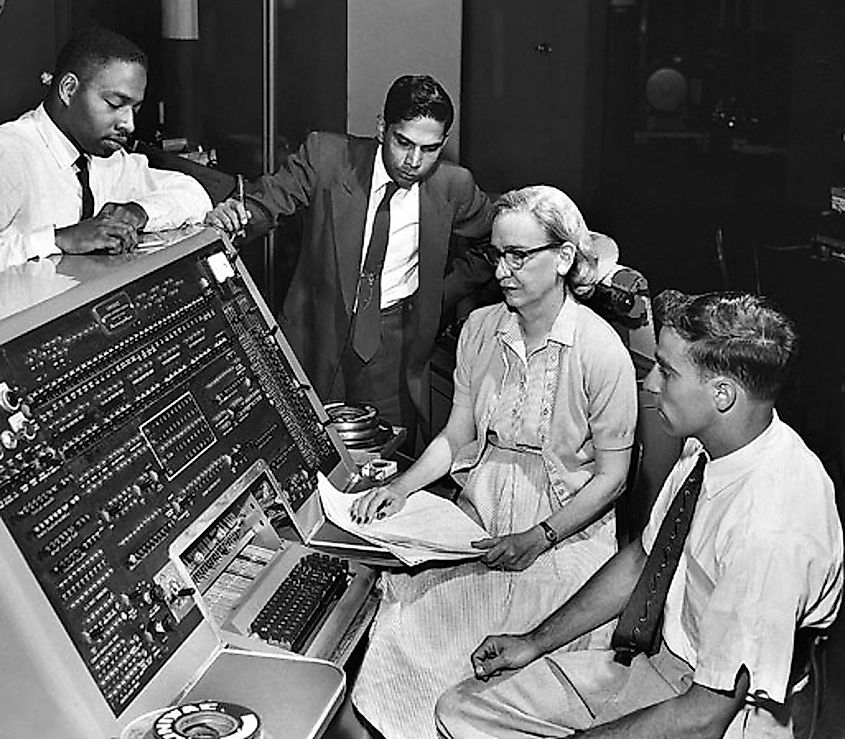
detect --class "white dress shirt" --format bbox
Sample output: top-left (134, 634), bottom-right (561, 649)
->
top-left (643, 413), bottom-right (842, 706)
top-left (0, 104), bottom-right (212, 273)
top-left (362, 147), bottom-right (419, 309)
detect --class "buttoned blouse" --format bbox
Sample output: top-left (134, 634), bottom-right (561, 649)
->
top-left (451, 298), bottom-right (637, 521)
top-left (489, 309), bottom-right (570, 451)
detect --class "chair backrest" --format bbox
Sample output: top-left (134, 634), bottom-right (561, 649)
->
top-left (585, 260), bottom-right (682, 546)
top-left (622, 384), bottom-right (683, 544)
top-left (790, 627), bottom-right (829, 739)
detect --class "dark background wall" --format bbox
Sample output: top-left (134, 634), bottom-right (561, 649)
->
top-left (787, 0), bottom-right (845, 212)
top-left (0, 0), bottom-right (347, 162)
top-left (0, 0), bottom-right (69, 123)
top-left (588, 0), bottom-right (845, 498)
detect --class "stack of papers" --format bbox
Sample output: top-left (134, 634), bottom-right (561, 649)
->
top-left (317, 473), bottom-right (489, 567)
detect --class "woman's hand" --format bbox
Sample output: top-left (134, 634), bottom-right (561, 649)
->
top-left (349, 483), bottom-right (409, 524)
top-left (472, 526), bottom-right (548, 571)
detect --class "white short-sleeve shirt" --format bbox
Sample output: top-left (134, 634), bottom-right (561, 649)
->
top-left (643, 413), bottom-right (843, 704)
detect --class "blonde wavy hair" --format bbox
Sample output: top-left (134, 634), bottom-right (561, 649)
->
top-left (494, 185), bottom-right (598, 298)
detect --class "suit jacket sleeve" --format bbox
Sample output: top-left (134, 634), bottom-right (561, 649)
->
top-left (241, 131), bottom-right (322, 239)
top-left (441, 168), bottom-right (495, 312)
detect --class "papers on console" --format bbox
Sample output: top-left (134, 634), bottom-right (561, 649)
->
top-left (137, 224), bottom-right (207, 251)
top-left (317, 473), bottom-right (488, 567)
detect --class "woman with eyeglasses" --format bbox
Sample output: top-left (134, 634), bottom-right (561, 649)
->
top-left (350, 185), bottom-right (638, 739)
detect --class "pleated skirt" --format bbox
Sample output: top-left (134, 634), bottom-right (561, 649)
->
top-left (352, 443), bottom-right (617, 738)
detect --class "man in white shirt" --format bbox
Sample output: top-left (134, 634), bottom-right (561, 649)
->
top-left (205, 75), bottom-right (494, 442)
top-left (0, 27), bottom-right (211, 274)
top-left (435, 290), bottom-right (843, 739)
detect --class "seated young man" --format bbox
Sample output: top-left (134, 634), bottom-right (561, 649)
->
top-left (436, 289), bottom-right (843, 739)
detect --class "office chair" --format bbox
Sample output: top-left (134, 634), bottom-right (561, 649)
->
top-left (584, 250), bottom-right (682, 546)
top-left (791, 628), bottom-right (829, 739)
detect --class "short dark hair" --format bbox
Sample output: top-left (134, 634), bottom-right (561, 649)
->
top-left (654, 290), bottom-right (798, 402)
top-left (53, 27), bottom-right (147, 86)
top-left (382, 75), bottom-right (454, 131)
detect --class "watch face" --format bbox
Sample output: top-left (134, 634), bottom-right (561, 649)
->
top-left (541, 522), bottom-right (556, 542)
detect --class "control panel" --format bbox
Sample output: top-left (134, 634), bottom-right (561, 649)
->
top-left (0, 231), bottom-right (361, 728)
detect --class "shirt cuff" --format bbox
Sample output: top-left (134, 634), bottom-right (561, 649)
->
top-left (133, 200), bottom-right (170, 230)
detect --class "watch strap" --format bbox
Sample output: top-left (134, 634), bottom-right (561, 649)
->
top-left (538, 520), bottom-right (557, 544)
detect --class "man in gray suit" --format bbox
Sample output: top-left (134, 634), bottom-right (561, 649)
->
top-left (206, 75), bottom-right (494, 442)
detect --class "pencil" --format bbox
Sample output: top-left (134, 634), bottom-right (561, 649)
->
top-left (236, 174), bottom-right (246, 237)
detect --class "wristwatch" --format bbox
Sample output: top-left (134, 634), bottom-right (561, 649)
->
top-left (538, 520), bottom-right (558, 545)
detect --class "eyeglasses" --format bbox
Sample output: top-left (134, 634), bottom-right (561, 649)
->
top-left (482, 242), bottom-right (563, 270)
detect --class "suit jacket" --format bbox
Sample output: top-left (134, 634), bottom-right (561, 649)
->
top-left (245, 132), bottom-right (495, 430)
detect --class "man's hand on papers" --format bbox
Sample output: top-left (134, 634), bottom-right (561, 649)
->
top-left (350, 483), bottom-right (409, 524)
top-left (55, 202), bottom-right (148, 256)
top-left (472, 527), bottom-right (548, 572)
top-left (56, 216), bottom-right (138, 255)
top-left (99, 201), bottom-right (149, 231)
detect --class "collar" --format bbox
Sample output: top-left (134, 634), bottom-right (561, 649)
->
top-left (547, 293), bottom-right (577, 346)
top-left (496, 291), bottom-right (577, 349)
top-left (33, 103), bottom-right (82, 172)
top-left (697, 411), bottom-right (781, 498)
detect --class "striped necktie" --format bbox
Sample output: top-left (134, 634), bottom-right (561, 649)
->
top-left (611, 452), bottom-right (707, 665)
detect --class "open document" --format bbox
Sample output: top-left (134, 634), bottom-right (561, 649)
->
top-left (317, 473), bottom-right (489, 567)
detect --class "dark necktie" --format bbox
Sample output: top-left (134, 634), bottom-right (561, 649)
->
top-left (352, 181), bottom-right (400, 361)
top-left (611, 452), bottom-right (707, 665)
top-left (75, 154), bottom-right (95, 220)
